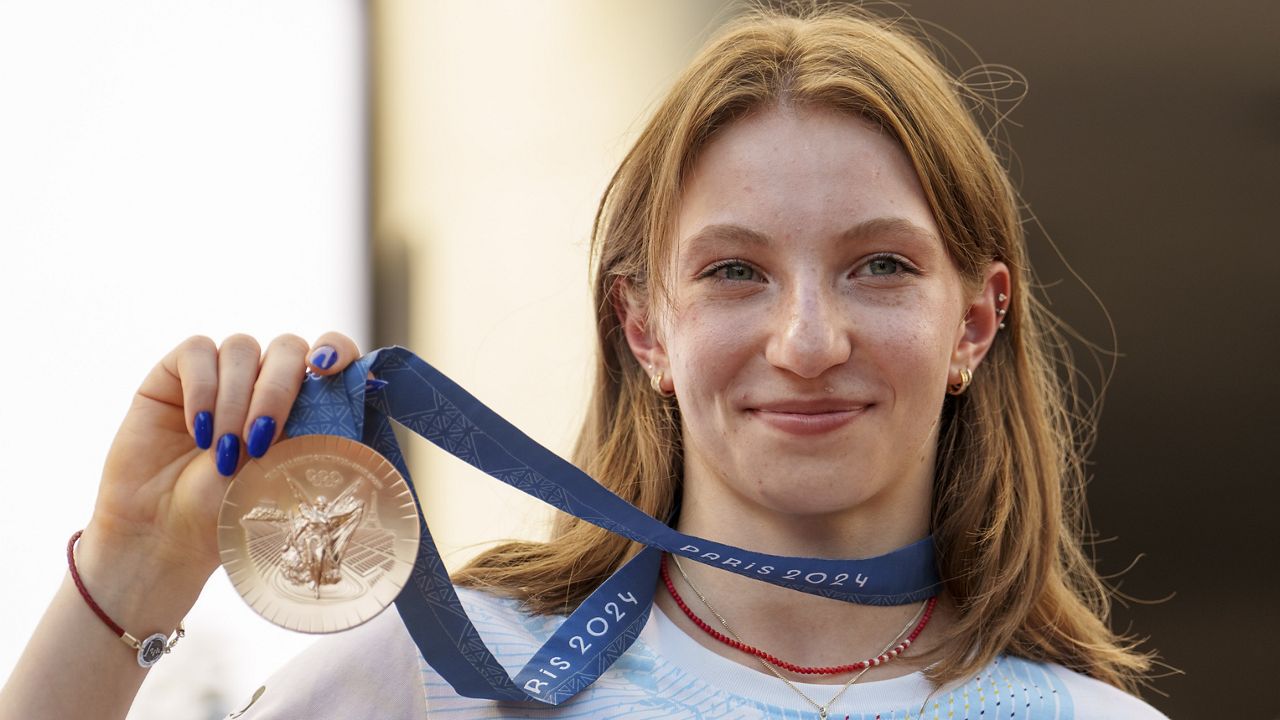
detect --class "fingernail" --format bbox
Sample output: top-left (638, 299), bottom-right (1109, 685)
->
top-left (310, 346), bottom-right (338, 370)
top-left (194, 411), bottom-right (213, 450)
top-left (216, 434), bottom-right (240, 477)
top-left (365, 378), bottom-right (388, 393)
top-left (246, 416), bottom-right (276, 458)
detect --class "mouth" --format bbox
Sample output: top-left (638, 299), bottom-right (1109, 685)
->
top-left (747, 403), bottom-right (871, 436)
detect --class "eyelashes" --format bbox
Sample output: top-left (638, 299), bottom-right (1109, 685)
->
top-left (858, 253), bottom-right (922, 278)
top-left (696, 254), bottom-right (921, 284)
top-left (698, 259), bottom-right (763, 283)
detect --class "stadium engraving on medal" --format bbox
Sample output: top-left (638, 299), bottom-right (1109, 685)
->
top-left (218, 434), bottom-right (420, 633)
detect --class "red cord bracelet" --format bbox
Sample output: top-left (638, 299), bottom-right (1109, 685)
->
top-left (67, 530), bottom-right (185, 668)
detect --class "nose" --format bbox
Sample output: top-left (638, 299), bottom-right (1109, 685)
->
top-left (763, 283), bottom-right (852, 379)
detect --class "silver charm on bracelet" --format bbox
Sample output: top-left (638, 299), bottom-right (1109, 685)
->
top-left (125, 623), bottom-right (185, 668)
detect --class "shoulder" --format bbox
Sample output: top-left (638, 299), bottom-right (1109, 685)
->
top-left (224, 587), bottom-right (558, 719)
top-left (1018, 657), bottom-right (1169, 720)
top-left (454, 585), bottom-right (562, 640)
top-left (224, 603), bottom-right (425, 720)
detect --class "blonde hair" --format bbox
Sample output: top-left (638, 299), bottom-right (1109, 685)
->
top-left (454, 2), bottom-right (1152, 692)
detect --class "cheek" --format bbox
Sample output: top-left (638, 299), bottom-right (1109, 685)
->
top-left (666, 309), bottom-right (754, 413)
top-left (867, 303), bottom-right (958, 396)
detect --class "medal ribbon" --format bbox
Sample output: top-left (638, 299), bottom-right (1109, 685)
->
top-left (283, 346), bottom-right (940, 705)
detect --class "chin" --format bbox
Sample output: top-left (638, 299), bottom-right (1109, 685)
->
top-left (747, 473), bottom-right (885, 519)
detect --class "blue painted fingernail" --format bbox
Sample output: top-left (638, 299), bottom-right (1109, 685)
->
top-left (246, 416), bottom-right (276, 458)
top-left (194, 411), bottom-right (213, 450)
top-left (310, 346), bottom-right (338, 370)
top-left (365, 378), bottom-right (389, 393)
top-left (216, 434), bottom-right (240, 477)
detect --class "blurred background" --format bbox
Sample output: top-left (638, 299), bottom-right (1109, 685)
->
top-left (1, 1), bottom-right (1274, 717)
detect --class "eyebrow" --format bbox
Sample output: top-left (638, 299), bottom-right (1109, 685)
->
top-left (681, 217), bottom-right (939, 252)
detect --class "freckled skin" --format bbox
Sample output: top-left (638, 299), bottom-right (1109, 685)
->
top-left (652, 106), bottom-right (975, 552)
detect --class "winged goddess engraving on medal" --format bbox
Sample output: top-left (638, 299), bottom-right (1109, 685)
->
top-left (279, 472), bottom-right (365, 597)
top-left (239, 467), bottom-right (368, 599)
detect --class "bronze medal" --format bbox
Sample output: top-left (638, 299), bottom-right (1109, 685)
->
top-left (218, 434), bottom-right (420, 633)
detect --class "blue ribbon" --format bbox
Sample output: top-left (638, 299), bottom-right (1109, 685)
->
top-left (283, 346), bottom-right (940, 705)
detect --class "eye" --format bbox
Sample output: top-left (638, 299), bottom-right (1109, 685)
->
top-left (867, 258), bottom-right (901, 275)
top-left (700, 260), bottom-right (763, 283)
top-left (857, 254), bottom-right (918, 278)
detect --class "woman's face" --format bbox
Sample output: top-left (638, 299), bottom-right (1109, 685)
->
top-left (630, 105), bottom-right (1003, 538)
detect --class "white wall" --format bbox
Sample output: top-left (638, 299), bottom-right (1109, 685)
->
top-left (0, 3), bottom-right (367, 718)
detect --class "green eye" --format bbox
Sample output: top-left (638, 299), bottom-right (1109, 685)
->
top-left (867, 258), bottom-right (901, 275)
top-left (706, 262), bottom-right (759, 282)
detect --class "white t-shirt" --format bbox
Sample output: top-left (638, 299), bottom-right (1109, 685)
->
top-left (227, 588), bottom-right (1167, 719)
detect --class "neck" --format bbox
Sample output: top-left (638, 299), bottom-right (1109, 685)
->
top-left (656, 474), bottom-right (951, 683)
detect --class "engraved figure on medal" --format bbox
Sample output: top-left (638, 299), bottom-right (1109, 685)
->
top-left (242, 471), bottom-right (375, 599)
top-left (219, 435), bottom-right (420, 633)
top-left (279, 473), bottom-right (365, 596)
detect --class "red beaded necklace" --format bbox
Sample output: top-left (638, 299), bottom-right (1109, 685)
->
top-left (660, 554), bottom-right (937, 676)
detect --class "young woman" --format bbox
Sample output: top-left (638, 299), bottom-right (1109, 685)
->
top-left (1, 6), bottom-right (1164, 719)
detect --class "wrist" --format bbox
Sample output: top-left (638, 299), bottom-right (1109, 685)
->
top-left (72, 524), bottom-right (209, 642)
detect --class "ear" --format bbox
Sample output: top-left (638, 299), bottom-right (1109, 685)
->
top-left (950, 261), bottom-right (1011, 382)
top-left (611, 277), bottom-right (673, 394)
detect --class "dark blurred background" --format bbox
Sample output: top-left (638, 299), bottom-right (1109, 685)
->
top-left (880, 1), bottom-right (1280, 715)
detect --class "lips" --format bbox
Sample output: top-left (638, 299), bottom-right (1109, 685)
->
top-left (747, 399), bottom-right (871, 436)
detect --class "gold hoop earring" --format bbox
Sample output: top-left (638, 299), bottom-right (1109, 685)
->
top-left (947, 367), bottom-right (973, 396)
top-left (648, 368), bottom-right (675, 398)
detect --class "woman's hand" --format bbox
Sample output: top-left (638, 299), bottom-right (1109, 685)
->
top-left (83, 332), bottom-right (362, 596)
top-left (0, 332), bottom-right (363, 720)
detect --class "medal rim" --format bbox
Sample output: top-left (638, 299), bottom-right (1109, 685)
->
top-left (217, 434), bottom-right (420, 635)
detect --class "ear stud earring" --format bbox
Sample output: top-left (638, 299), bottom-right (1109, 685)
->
top-left (947, 367), bottom-right (973, 395)
top-left (647, 364), bottom-right (673, 397)
top-left (996, 292), bottom-right (1009, 330)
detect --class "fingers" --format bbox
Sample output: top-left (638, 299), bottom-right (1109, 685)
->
top-left (173, 337), bottom-right (219, 450)
top-left (155, 332), bottom-right (361, 477)
top-left (307, 332), bottom-right (361, 376)
top-left (212, 334), bottom-right (262, 477)
top-left (143, 335), bottom-right (221, 450)
top-left (242, 334), bottom-right (310, 460)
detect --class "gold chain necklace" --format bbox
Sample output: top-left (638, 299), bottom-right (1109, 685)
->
top-left (670, 555), bottom-right (929, 720)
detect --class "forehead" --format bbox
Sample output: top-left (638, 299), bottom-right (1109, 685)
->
top-left (672, 105), bottom-right (940, 259)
